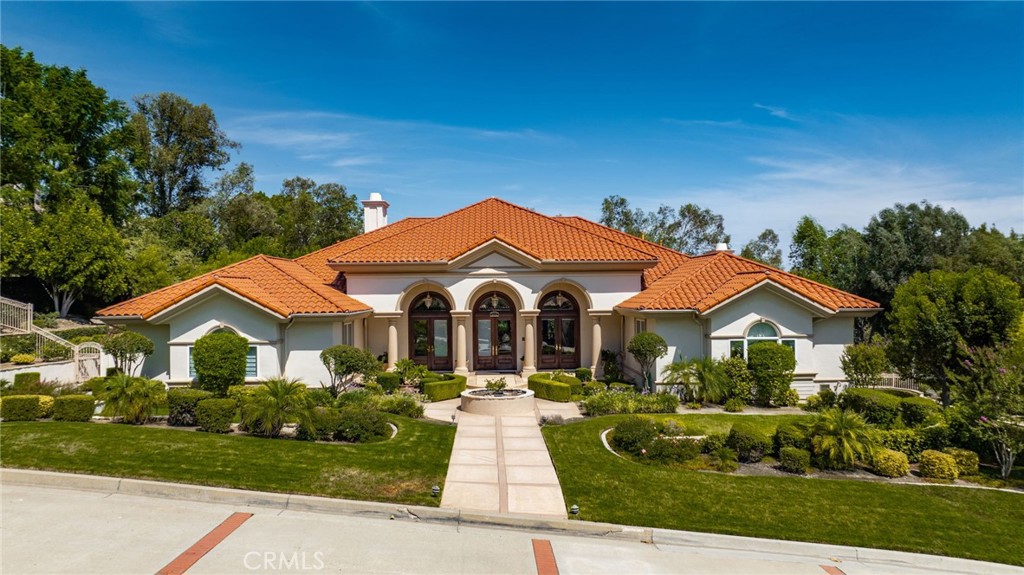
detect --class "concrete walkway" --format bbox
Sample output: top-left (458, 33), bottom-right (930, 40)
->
top-left (440, 412), bottom-right (568, 519)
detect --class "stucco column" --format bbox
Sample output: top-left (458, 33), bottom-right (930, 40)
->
top-left (520, 310), bottom-right (539, 376)
top-left (386, 319), bottom-right (398, 371)
top-left (591, 316), bottom-right (602, 374)
top-left (451, 311), bottom-right (471, 374)
top-left (353, 316), bottom-right (365, 350)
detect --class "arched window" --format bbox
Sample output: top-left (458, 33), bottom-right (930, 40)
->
top-left (477, 293), bottom-right (512, 313)
top-left (413, 292), bottom-right (450, 312)
top-left (208, 326), bottom-right (238, 335)
top-left (540, 291), bottom-right (575, 311)
top-left (190, 325), bottom-right (257, 379)
top-left (409, 292), bottom-right (452, 371)
top-left (729, 321), bottom-right (796, 359)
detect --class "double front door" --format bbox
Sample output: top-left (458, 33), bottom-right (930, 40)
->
top-left (411, 318), bottom-right (451, 371)
top-left (476, 317), bottom-right (515, 371)
top-left (538, 316), bottom-right (579, 370)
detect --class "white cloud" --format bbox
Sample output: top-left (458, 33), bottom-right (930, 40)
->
top-left (754, 103), bottom-right (797, 121)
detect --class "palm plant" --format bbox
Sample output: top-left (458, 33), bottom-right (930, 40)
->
top-left (241, 377), bottom-right (314, 438)
top-left (809, 408), bottom-right (876, 470)
top-left (102, 375), bottom-right (165, 424)
top-left (661, 358), bottom-right (729, 404)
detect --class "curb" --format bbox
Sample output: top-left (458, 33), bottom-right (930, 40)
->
top-left (2, 468), bottom-right (1020, 573)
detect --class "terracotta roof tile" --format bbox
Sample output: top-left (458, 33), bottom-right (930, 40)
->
top-left (618, 251), bottom-right (880, 313)
top-left (293, 218), bottom-right (432, 281)
top-left (553, 216), bottom-right (690, 284)
top-left (327, 198), bottom-right (661, 265)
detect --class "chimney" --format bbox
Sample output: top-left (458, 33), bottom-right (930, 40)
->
top-left (362, 192), bottom-right (389, 233)
top-left (714, 242), bottom-right (733, 253)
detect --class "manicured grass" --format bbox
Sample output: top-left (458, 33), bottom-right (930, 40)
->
top-left (0, 417), bottom-right (455, 507)
top-left (543, 414), bottom-right (1024, 566)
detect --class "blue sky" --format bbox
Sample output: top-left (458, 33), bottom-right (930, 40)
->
top-left (3, 2), bottom-right (1022, 253)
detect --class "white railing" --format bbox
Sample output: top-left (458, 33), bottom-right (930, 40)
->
top-left (0, 296), bottom-right (33, 334)
top-left (0, 296), bottom-right (104, 382)
top-left (876, 373), bottom-right (921, 393)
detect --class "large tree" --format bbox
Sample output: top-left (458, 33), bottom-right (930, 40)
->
top-left (888, 268), bottom-right (1023, 406)
top-left (740, 228), bottom-right (782, 267)
top-left (599, 195), bottom-right (729, 254)
top-left (788, 216), bottom-right (830, 283)
top-left (273, 177), bottom-right (361, 256)
top-left (0, 45), bottom-right (136, 223)
top-left (129, 92), bottom-right (238, 217)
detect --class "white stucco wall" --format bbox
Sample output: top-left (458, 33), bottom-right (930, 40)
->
top-left (706, 288), bottom-right (814, 376)
top-left (651, 316), bottom-right (703, 383)
top-left (130, 323), bottom-right (171, 380)
top-left (283, 320), bottom-right (335, 386)
top-left (811, 317), bottom-right (854, 383)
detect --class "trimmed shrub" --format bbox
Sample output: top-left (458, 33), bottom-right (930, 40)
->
top-left (336, 389), bottom-right (382, 410)
top-left (582, 381), bottom-right (606, 396)
top-left (53, 395), bottom-right (96, 422)
top-left (779, 446), bottom-right (811, 474)
top-left (193, 332), bottom-right (248, 396)
top-left (11, 354), bottom-right (35, 365)
top-left (803, 394), bottom-right (823, 412)
top-left (0, 395), bottom-right (42, 421)
top-left (818, 388), bottom-right (837, 408)
top-left (574, 367), bottom-right (592, 382)
top-left (647, 437), bottom-right (700, 463)
top-left (943, 448), bottom-right (979, 476)
top-left (296, 406), bottom-right (343, 441)
top-left (723, 398), bottom-right (745, 413)
top-left (839, 387), bottom-right (901, 425)
top-left (551, 373), bottom-right (583, 396)
top-left (783, 388), bottom-right (800, 407)
top-left (699, 432), bottom-right (728, 454)
top-left (528, 373), bottom-right (572, 402)
top-left (720, 356), bottom-right (753, 403)
top-left (611, 415), bottom-right (657, 455)
top-left (921, 423), bottom-right (952, 452)
top-left (227, 384), bottom-right (259, 407)
top-left (919, 449), bottom-right (959, 480)
top-left (376, 373), bottom-right (401, 394)
top-left (37, 395), bottom-right (54, 418)
top-left (13, 372), bottom-right (41, 387)
top-left (900, 396), bottom-right (941, 427)
top-left (878, 428), bottom-right (925, 462)
top-left (581, 390), bottom-right (679, 416)
top-left (335, 408), bottom-right (390, 443)
top-left (167, 389), bottom-right (213, 426)
top-left (747, 341), bottom-right (795, 406)
top-left (305, 388), bottom-right (335, 407)
top-left (80, 376), bottom-right (109, 396)
top-left (196, 398), bottom-right (236, 433)
top-left (726, 423), bottom-right (771, 463)
top-left (872, 448), bottom-right (910, 478)
top-left (378, 394), bottom-right (424, 418)
top-left (423, 374), bottom-right (467, 402)
top-left (773, 423), bottom-right (810, 455)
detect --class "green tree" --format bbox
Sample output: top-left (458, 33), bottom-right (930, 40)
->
top-left (947, 225), bottom-right (1024, 290)
top-left (104, 331), bottom-right (155, 376)
top-left (740, 228), bottom-right (782, 267)
top-left (193, 332), bottom-right (249, 396)
top-left (129, 92), bottom-right (238, 217)
top-left (320, 345), bottom-right (380, 397)
top-left (840, 341), bottom-right (890, 388)
top-left (0, 45), bottom-right (136, 224)
top-left (221, 191), bottom-right (280, 250)
top-left (888, 269), bottom-right (1023, 406)
top-left (789, 216), bottom-right (830, 283)
top-left (809, 408), bottom-right (876, 470)
top-left (273, 177), bottom-right (361, 256)
top-left (747, 342), bottom-right (796, 406)
top-left (627, 332), bottom-right (668, 393)
top-left (599, 195), bottom-right (729, 254)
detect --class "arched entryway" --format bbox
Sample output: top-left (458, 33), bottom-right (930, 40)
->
top-left (537, 291), bottom-right (580, 370)
top-left (409, 292), bottom-right (452, 371)
top-left (473, 292), bottom-right (516, 371)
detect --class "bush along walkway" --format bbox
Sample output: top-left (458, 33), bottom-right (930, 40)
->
top-left (441, 412), bottom-right (567, 519)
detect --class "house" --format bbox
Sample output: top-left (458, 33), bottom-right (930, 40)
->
top-left (96, 194), bottom-right (880, 397)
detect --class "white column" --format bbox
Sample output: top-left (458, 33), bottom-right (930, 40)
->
top-left (387, 319), bottom-right (398, 371)
top-left (591, 316), bottom-right (602, 374)
top-left (452, 311), bottom-right (470, 374)
top-left (521, 310), bottom-right (538, 375)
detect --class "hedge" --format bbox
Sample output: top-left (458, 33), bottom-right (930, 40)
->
top-left (919, 449), bottom-right (959, 480)
top-left (528, 373), bottom-right (572, 402)
top-left (423, 374), bottom-right (467, 402)
top-left (53, 395), bottom-right (96, 422)
top-left (551, 373), bottom-right (583, 396)
top-left (13, 372), bottom-right (41, 387)
top-left (900, 396), bottom-right (941, 427)
top-left (726, 423), bottom-right (772, 463)
top-left (1, 395), bottom-right (42, 421)
top-left (839, 387), bottom-right (901, 425)
top-left (943, 447), bottom-right (979, 476)
top-left (873, 448), bottom-right (910, 478)
top-left (196, 398), bottom-right (236, 433)
top-left (167, 388), bottom-right (214, 426)
top-left (779, 446), bottom-right (810, 474)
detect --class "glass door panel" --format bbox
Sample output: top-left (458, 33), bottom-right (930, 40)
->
top-left (496, 320), bottom-right (512, 355)
top-left (412, 320), bottom-right (429, 358)
top-left (560, 319), bottom-right (576, 357)
top-left (433, 320), bottom-right (448, 358)
top-left (540, 319), bottom-right (557, 355)
top-left (477, 319), bottom-right (492, 356)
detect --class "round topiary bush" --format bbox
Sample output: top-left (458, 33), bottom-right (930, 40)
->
top-left (193, 332), bottom-right (249, 396)
top-left (195, 398), bottom-right (237, 433)
top-left (872, 448), bottom-right (910, 478)
top-left (335, 407), bottom-right (390, 443)
top-left (611, 415), bottom-right (658, 456)
top-left (167, 388), bottom-right (214, 426)
top-left (942, 447), bottom-right (979, 476)
top-left (723, 398), bottom-right (745, 413)
top-left (779, 446), bottom-right (811, 474)
top-left (726, 423), bottom-right (771, 463)
top-left (919, 449), bottom-right (959, 480)
top-left (900, 396), bottom-right (941, 427)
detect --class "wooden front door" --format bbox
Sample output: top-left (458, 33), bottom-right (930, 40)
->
top-left (474, 293), bottom-right (516, 371)
top-left (409, 292), bottom-right (452, 371)
top-left (537, 291), bottom-right (580, 370)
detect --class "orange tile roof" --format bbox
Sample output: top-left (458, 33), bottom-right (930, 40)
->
top-left (293, 218), bottom-right (432, 281)
top-left (326, 198), bottom-right (661, 265)
top-left (554, 216), bottom-right (690, 284)
top-left (618, 251), bottom-right (880, 313)
top-left (96, 255), bottom-right (371, 319)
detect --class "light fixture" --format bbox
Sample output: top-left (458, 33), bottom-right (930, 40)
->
top-left (555, 291), bottom-right (565, 307)
top-left (450, 413), bottom-right (456, 425)
top-left (570, 504), bottom-right (579, 515)
top-left (490, 293), bottom-right (499, 308)
top-left (424, 293), bottom-right (433, 308)
top-left (432, 485), bottom-right (440, 497)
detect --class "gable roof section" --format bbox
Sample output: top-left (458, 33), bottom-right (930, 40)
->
top-left (554, 216), bottom-right (690, 284)
top-left (293, 217), bottom-right (432, 281)
top-left (96, 255), bottom-right (371, 319)
top-left (326, 198), bottom-right (660, 265)
top-left (618, 251), bottom-right (879, 313)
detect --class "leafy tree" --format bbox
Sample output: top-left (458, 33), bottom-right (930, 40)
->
top-left (102, 375), bottom-right (166, 424)
top-left (193, 332), bottom-right (249, 396)
top-left (627, 332), bottom-right (668, 393)
top-left (808, 408), bottom-right (876, 470)
top-left (600, 195), bottom-right (729, 254)
top-left (740, 228), bottom-right (782, 268)
top-left (129, 92), bottom-right (238, 217)
top-left (150, 208), bottom-right (224, 261)
top-left (789, 216), bottom-right (830, 283)
top-left (0, 45), bottom-right (136, 224)
top-left (221, 191), bottom-right (280, 250)
top-left (747, 342), bottom-right (795, 406)
top-left (241, 377), bottom-right (315, 438)
top-left (320, 345), bottom-right (380, 397)
top-left (946, 225), bottom-right (1024, 290)
top-left (840, 341), bottom-right (890, 388)
top-left (104, 331), bottom-right (155, 376)
top-left (273, 177), bottom-right (361, 256)
top-left (888, 269), bottom-right (1023, 406)
top-left (4, 195), bottom-right (128, 316)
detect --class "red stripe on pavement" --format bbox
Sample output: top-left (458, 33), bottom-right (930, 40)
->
top-left (157, 512), bottom-right (253, 575)
top-left (532, 539), bottom-right (559, 575)
top-left (820, 566), bottom-right (846, 575)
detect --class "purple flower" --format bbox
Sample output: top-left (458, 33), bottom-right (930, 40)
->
top-left (998, 368), bottom-right (1007, 375)
top-left (964, 359), bottom-right (973, 367)
top-left (980, 416), bottom-right (990, 423)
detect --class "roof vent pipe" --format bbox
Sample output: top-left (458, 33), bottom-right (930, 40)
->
top-left (714, 242), bottom-right (732, 253)
top-left (362, 192), bottom-right (389, 234)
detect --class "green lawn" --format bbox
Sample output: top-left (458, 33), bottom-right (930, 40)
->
top-left (543, 414), bottom-right (1024, 566)
top-left (0, 418), bottom-right (455, 506)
